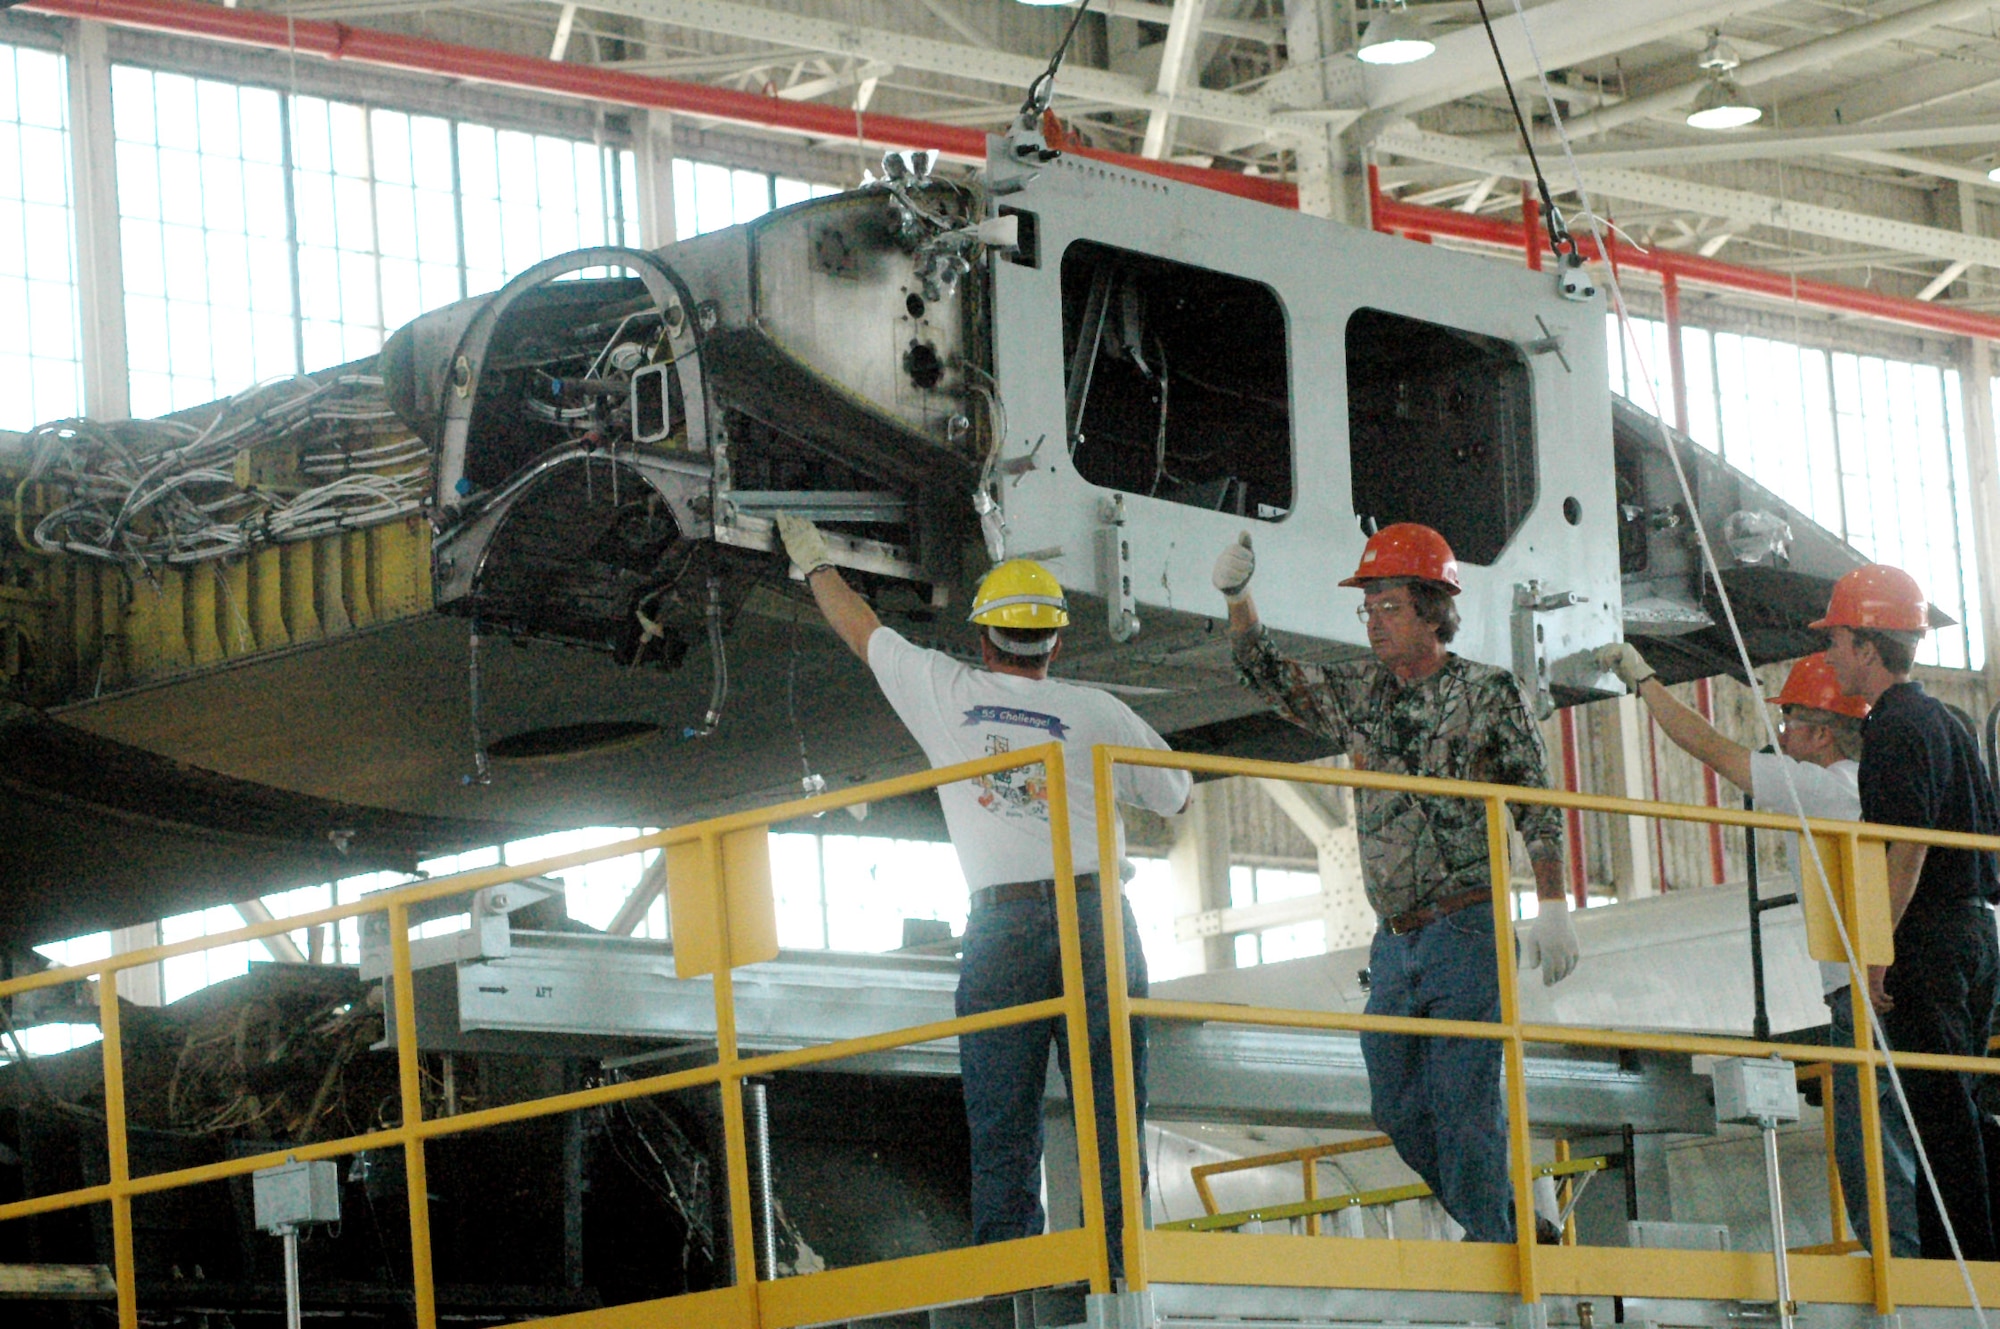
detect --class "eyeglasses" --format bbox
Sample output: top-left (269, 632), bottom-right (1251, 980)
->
top-left (1355, 600), bottom-right (1410, 623)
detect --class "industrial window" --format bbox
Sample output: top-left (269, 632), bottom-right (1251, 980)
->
top-left (1346, 307), bottom-right (1536, 566)
top-left (111, 65), bottom-right (639, 416)
top-left (291, 97), bottom-right (459, 368)
top-left (113, 68), bottom-right (295, 416)
top-left (1608, 315), bottom-right (1985, 671)
top-left (0, 42), bottom-right (83, 430)
top-left (1228, 864), bottom-right (1325, 968)
top-left (670, 159), bottom-right (841, 239)
top-left (1061, 239), bottom-right (1294, 518)
top-left (457, 122), bottom-right (639, 296)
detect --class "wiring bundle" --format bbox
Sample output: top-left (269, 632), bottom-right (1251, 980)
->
top-left (15, 373), bottom-right (429, 568)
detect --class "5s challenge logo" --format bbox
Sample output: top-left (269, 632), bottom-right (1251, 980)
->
top-left (962, 709), bottom-right (1064, 821)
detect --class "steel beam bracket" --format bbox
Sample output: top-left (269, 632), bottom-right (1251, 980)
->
top-left (1097, 495), bottom-right (1140, 643)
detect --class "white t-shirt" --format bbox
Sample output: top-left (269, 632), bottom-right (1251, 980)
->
top-left (1748, 752), bottom-right (1861, 997)
top-left (866, 628), bottom-right (1192, 889)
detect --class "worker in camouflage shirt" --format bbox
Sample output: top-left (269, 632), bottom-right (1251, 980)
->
top-left (1212, 523), bottom-right (1577, 1245)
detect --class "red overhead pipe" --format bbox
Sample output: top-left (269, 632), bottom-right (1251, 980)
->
top-left (29, 0), bottom-right (1992, 336)
top-left (1368, 166), bottom-right (2000, 344)
top-left (26, 0), bottom-right (1295, 206)
top-left (1520, 183), bottom-right (1542, 273)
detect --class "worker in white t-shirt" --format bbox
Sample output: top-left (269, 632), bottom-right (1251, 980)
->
top-left (777, 514), bottom-right (1191, 1277)
top-left (1598, 646), bottom-right (1919, 1256)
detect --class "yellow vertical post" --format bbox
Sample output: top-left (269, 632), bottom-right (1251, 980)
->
top-left (97, 968), bottom-right (137, 1329)
top-left (217, 558), bottom-right (253, 655)
top-left (282, 540), bottom-right (322, 643)
top-left (1053, 746), bottom-right (1114, 1294)
top-left (248, 546), bottom-right (290, 650)
top-left (184, 562), bottom-right (225, 665)
top-left (706, 831), bottom-right (762, 1322)
top-left (1841, 832), bottom-right (1895, 1317)
top-left (1302, 1156), bottom-right (1320, 1237)
top-left (1810, 1066), bottom-right (1849, 1248)
top-left (1554, 1139), bottom-right (1574, 1246)
top-left (1488, 796), bottom-right (1538, 1304)
top-left (343, 531), bottom-right (375, 626)
top-left (387, 903), bottom-right (438, 1329)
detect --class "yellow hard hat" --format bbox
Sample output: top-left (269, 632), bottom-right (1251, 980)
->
top-left (968, 560), bottom-right (1070, 629)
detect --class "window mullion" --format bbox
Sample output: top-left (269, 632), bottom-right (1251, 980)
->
top-left (65, 22), bottom-right (128, 419)
top-left (279, 90), bottom-right (304, 376)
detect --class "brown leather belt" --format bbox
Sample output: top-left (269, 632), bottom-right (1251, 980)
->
top-left (970, 873), bottom-right (1099, 912)
top-left (1386, 886), bottom-right (1491, 936)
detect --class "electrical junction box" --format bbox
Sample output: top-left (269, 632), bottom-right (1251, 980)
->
top-left (1713, 1056), bottom-right (1801, 1125)
top-left (253, 1159), bottom-right (342, 1233)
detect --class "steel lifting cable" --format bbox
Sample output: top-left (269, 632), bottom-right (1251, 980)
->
top-left (1487, 3), bottom-right (1991, 1315)
top-left (1017, 0), bottom-right (1097, 127)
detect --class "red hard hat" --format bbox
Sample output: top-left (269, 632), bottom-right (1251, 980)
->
top-left (1808, 564), bottom-right (1929, 632)
top-left (1773, 654), bottom-right (1869, 720)
top-left (1340, 523), bottom-right (1462, 594)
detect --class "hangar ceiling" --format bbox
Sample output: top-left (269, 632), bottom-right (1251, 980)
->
top-left (199, 0), bottom-right (2000, 308)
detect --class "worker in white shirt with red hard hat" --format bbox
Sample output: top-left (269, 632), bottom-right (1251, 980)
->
top-left (1597, 644), bottom-right (1919, 1257)
top-left (775, 514), bottom-right (1191, 1280)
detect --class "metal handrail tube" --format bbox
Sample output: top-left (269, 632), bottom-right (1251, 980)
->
top-left (20, 739), bottom-right (2000, 1327)
top-left (0, 745), bottom-right (1076, 1003)
top-left (1088, 742), bottom-right (2000, 1323)
top-left (0, 743), bottom-right (1119, 1329)
top-left (1102, 743), bottom-right (2000, 853)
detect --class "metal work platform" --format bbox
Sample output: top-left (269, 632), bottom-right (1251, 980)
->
top-left (838, 1282), bottom-right (1976, 1329)
top-left (363, 879), bottom-right (1714, 1138)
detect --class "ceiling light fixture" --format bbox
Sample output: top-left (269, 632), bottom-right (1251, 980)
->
top-left (1988, 163), bottom-right (2000, 184)
top-left (1686, 30), bottom-right (1761, 129)
top-left (1686, 76), bottom-right (1762, 129)
top-left (1357, 2), bottom-right (1435, 66)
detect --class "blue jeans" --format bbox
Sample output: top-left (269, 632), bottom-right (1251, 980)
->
top-left (1828, 988), bottom-right (1921, 1257)
top-left (1361, 903), bottom-right (1513, 1243)
top-left (955, 888), bottom-right (1148, 1275)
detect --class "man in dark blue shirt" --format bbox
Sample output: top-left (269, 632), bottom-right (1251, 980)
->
top-left (1819, 563), bottom-right (2000, 1261)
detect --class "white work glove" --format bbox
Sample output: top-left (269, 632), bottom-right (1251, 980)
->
top-left (1212, 531), bottom-right (1255, 602)
top-left (1595, 641), bottom-right (1657, 691)
top-left (1525, 903), bottom-right (1579, 986)
top-left (776, 512), bottom-right (832, 578)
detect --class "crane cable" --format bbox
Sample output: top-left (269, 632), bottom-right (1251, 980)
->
top-left (1482, 2), bottom-right (1990, 1316)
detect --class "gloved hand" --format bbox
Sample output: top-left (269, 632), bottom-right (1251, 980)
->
top-left (1212, 532), bottom-right (1256, 602)
top-left (1595, 641), bottom-right (1657, 690)
top-left (1525, 903), bottom-right (1579, 986)
top-left (776, 513), bottom-right (832, 578)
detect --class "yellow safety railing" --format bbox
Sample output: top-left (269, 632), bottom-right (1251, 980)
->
top-left (1168, 1136), bottom-right (1603, 1240)
top-left (9, 740), bottom-right (2000, 1327)
top-left (0, 742), bottom-right (1122, 1329)
top-left (1089, 745), bottom-right (2000, 1321)
top-left (1791, 1062), bottom-right (1866, 1257)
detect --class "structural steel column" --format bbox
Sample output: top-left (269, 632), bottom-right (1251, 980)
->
top-left (1283, 0), bottom-right (1365, 226)
top-left (1663, 273), bottom-right (1728, 885)
top-left (109, 923), bottom-right (161, 1006)
top-left (1958, 331), bottom-right (2000, 690)
top-left (1170, 782), bottom-right (1238, 971)
top-left (64, 18), bottom-right (129, 419)
top-left (1602, 696), bottom-right (1658, 901)
top-left (1557, 709), bottom-right (1588, 907)
top-left (632, 109), bottom-right (676, 250)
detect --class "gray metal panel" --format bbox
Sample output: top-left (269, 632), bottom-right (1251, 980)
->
top-left (388, 940), bottom-right (1712, 1134)
top-left (987, 147), bottom-right (1622, 685)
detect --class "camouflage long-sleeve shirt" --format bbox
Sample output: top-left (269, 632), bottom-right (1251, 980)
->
top-left (1234, 626), bottom-right (1563, 919)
